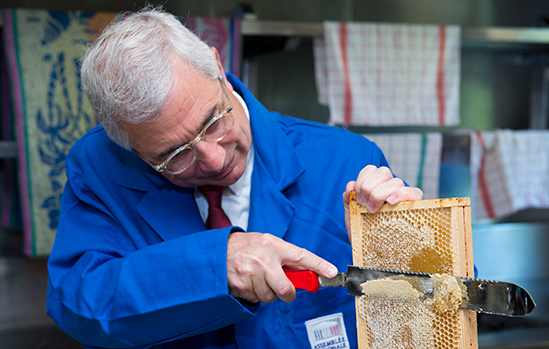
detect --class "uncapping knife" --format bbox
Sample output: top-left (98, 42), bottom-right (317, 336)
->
top-left (284, 266), bottom-right (536, 317)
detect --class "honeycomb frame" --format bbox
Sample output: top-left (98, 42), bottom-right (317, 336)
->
top-left (349, 193), bottom-right (477, 349)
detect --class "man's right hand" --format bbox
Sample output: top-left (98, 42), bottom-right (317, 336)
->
top-left (226, 232), bottom-right (338, 304)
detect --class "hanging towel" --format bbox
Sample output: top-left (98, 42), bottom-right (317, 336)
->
top-left (363, 133), bottom-right (443, 199)
top-left (315, 22), bottom-right (461, 126)
top-left (0, 24), bottom-right (22, 232)
top-left (2, 8), bottom-right (242, 256)
top-left (2, 9), bottom-right (117, 256)
top-left (470, 130), bottom-right (549, 221)
top-left (185, 16), bottom-right (241, 77)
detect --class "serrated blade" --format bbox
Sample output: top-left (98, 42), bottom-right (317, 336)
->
top-left (319, 266), bottom-right (536, 317)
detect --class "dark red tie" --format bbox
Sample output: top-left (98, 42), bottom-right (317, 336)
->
top-left (200, 185), bottom-right (232, 229)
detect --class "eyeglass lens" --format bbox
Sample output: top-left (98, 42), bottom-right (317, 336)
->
top-left (164, 113), bottom-right (234, 174)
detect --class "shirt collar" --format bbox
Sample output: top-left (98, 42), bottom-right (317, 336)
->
top-left (226, 90), bottom-right (253, 197)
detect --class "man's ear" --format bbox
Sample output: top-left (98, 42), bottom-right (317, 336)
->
top-left (210, 47), bottom-right (233, 92)
top-left (211, 48), bottom-right (226, 77)
top-left (210, 47), bottom-right (234, 91)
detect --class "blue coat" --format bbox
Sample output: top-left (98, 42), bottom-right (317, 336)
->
top-left (47, 74), bottom-right (391, 348)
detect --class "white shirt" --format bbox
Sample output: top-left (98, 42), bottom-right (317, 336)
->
top-left (195, 91), bottom-right (253, 231)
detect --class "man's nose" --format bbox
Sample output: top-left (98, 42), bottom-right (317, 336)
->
top-left (194, 140), bottom-right (225, 172)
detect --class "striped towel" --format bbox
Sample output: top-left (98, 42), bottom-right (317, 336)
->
top-left (315, 22), bottom-right (461, 126)
top-left (2, 9), bottom-right (241, 256)
top-left (470, 130), bottom-right (549, 220)
top-left (185, 16), bottom-right (241, 77)
top-left (363, 133), bottom-right (443, 199)
top-left (0, 24), bottom-right (22, 231)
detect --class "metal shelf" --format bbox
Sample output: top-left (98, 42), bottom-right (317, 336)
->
top-left (241, 20), bottom-right (323, 37)
top-left (241, 20), bottom-right (549, 47)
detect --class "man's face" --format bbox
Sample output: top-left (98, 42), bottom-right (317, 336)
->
top-left (124, 61), bottom-right (252, 188)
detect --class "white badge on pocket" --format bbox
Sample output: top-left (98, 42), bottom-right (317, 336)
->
top-left (305, 312), bottom-right (350, 349)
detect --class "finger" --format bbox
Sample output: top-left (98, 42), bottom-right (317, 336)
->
top-left (342, 183), bottom-right (354, 244)
top-left (227, 271), bottom-right (260, 304)
top-left (281, 244), bottom-right (338, 279)
top-left (354, 165), bottom-right (379, 197)
top-left (252, 275), bottom-right (281, 303)
top-left (355, 166), bottom-right (394, 208)
top-left (365, 177), bottom-right (406, 213)
top-left (265, 268), bottom-right (297, 303)
top-left (387, 186), bottom-right (424, 205)
top-left (343, 181), bottom-right (356, 208)
top-left (228, 264), bottom-right (279, 304)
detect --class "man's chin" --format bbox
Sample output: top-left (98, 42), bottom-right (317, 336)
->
top-left (167, 169), bottom-right (243, 188)
top-left (207, 167), bottom-right (244, 187)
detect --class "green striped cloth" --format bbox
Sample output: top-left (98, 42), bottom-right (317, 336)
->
top-left (362, 133), bottom-right (442, 200)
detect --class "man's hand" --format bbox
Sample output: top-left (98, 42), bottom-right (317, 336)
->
top-left (226, 232), bottom-right (338, 304)
top-left (343, 165), bottom-right (423, 241)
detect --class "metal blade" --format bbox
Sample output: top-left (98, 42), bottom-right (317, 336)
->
top-left (461, 278), bottom-right (536, 316)
top-left (319, 266), bottom-right (536, 317)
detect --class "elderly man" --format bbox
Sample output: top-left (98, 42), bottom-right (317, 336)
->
top-left (46, 7), bottom-right (422, 349)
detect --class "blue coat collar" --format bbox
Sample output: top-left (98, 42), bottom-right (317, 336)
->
top-left (228, 74), bottom-right (305, 238)
top-left (226, 73), bottom-right (305, 192)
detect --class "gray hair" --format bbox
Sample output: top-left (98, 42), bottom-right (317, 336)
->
top-left (81, 6), bottom-right (221, 150)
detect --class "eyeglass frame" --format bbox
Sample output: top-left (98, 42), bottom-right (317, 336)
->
top-left (134, 77), bottom-right (234, 175)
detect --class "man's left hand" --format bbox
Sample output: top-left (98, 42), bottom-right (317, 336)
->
top-left (343, 165), bottom-right (423, 242)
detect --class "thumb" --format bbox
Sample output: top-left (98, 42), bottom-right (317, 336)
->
top-left (343, 181), bottom-right (356, 208)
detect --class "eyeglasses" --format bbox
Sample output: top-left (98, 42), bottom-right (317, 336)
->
top-left (136, 78), bottom-right (234, 175)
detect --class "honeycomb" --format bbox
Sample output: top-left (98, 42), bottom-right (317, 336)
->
top-left (359, 207), bottom-right (454, 274)
top-left (349, 195), bottom-right (477, 349)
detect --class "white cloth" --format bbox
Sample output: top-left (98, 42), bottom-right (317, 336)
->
top-left (195, 91), bottom-right (253, 230)
top-left (315, 22), bottom-right (461, 126)
top-left (363, 133), bottom-right (442, 200)
top-left (470, 129), bottom-right (549, 220)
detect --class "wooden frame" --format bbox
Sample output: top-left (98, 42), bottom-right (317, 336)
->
top-left (349, 193), bottom-right (477, 349)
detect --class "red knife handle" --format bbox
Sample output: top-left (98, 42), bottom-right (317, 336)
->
top-left (283, 268), bottom-right (320, 293)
